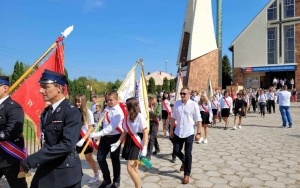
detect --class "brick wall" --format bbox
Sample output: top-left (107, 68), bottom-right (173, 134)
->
top-left (296, 0), bottom-right (300, 17)
top-left (233, 68), bottom-right (244, 86)
top-left (295, 23), bottom-right (300, 90)
top-left (185, 49), bottom-right (219, 92)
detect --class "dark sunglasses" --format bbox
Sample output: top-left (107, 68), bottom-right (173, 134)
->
top-left (180, 92), bottom-right (187, 96)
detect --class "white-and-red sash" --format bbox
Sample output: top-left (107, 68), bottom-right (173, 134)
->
top-left (125, 117), bottom-right (142, 150)
top-left (0, 141), bottom-right (26, 160)
top-left (80, 130), bottom-right (98, 149)
top-left (162, 100), bottom-right (171, 117)
top-left (211, 101), bottom-right (218, 109)
top-left (201, 104), bottom-right (209, 113)
top-left (106, 113), bottom-right (124, 133)
top-left (223, 97), bottom-right (231, 108)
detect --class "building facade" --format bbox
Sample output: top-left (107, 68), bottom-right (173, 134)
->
top-left (229, 0), bottom-right (300, 90)
top-left (176, 0), bottom-right (219, 92)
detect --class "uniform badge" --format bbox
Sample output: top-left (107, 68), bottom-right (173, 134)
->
top-left (56, 107), bottom-right (61, 113)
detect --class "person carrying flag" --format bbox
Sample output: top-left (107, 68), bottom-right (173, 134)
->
top-left (0, 76), bottom-right (27, 188)
top-left (89, 90), bottom-right (124, 188)
top-left (20, 69), bottom-right (82, 188)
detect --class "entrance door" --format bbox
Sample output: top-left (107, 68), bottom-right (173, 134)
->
top-left (260, 76), bottom-right (267, 89)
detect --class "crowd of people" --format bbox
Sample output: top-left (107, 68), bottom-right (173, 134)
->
top-left (0, 69), bottom-right (297, 188)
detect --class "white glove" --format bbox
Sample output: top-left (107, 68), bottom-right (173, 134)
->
top-left (89, 131), bottom-right (103, 138)
top-left (76, 138), bottom-right (85, 147)
top-left (141, 146), bottom-right (147, 157)
top-left (110, 140), bottom-right (121, 152)
top-left (209, 117), bottom-right (212, 123)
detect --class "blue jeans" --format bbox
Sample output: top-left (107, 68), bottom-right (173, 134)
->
top-left (279, 106), bottom-right (293, 127)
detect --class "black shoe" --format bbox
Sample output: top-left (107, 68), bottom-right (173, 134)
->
top-left (171, 156), bottom-right (176, 163)
top-left (110, 182), bottom-right (120, 188)
top-left (224, 127), bottom-right (227, 130)
top-left (153, 149), bottom-right (160, 155)
top-left (98, 180), bottom-right (112, 188)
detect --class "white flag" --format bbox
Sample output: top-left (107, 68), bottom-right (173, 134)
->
top-left (175, 71), bottom-right (183, 101)
top-left (137, 71), bottom-right (149, 129)
top-left (117, 67), bottom-right (136, 103)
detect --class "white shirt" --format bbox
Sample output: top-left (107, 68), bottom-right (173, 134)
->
top-left (211, 100), bottom-right (219, 110)
top-left (220, 96), bottom-right (233, 112)
top-left (0, 95), bottom-right (9, 105)
top-left (172, 99), bottom-right (202, 138)
top-left (81, 109), bottom-right (95, 134)
top-left (162, 99), bottom-right (171, 111)
top-left (199, 102), bottom-right (213, 120)
top-left (258, 94), bottom-right (267, 103)
top-left (123, 113), bottom-right (147, 134)
top-left (101, 104), bottom-right (124, 136)
top-left (278, 90), bottom-right (291, 106)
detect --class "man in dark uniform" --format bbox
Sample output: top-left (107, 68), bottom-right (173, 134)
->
top-left (0, 76), bottom-right (27, 188)
top-left (20, 69), bottom-right (82, 188)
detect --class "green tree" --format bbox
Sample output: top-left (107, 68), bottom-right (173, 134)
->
top-left (147, 77), bottom-right (156, 94)
top-left (222, 55), bottom-right (232, 89)
top-left (169, 78), bottom-right (176, 92)
top-left (11, 61), bottom-right (21, 85)
top-left (156, 85), bottom-right (162, 94)
top-left (162, 78), bottom-right (170, 92)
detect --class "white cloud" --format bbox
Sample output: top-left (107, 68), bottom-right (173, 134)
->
top-left (83, 0), bottom-right (104, 12)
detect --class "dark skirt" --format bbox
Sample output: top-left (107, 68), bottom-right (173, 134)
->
top-left (162, 110), bottom-right (169, 120)
top-left (234, 109), bottom-right (245, 117)
top-left (212, 109), bottom-right (218, 116)
top-left (122, 133), bottom-right (143, 160)
top-left (221, 108), bottom-right (230, 117)
top-left (76, 140), bottom-right (93, 154)
top-left (200, 111), bottom-right (210, 124)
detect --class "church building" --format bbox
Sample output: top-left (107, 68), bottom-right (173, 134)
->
top-left (229, 0), bottom-right (300, 90)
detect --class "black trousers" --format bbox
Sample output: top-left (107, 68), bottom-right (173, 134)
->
top-left (173, 134), bottom-right (194, 176)
top-left (97, 134), bottom-right (121, 183)
top-left (267, 100), bottom-right (275, 113)
top-left (147, 120), bottom-right (159, 159)
top-left (0, 163), bottom-right (27, 188)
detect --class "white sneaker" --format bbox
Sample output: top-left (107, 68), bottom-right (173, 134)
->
top-left (232, 126), bottom-right (237, 130)
top-left (238, 125), bottom-right (242, 129)
top-left (203, 139), bottom-right (208, 144)
top-left (88, 174), bottom-right (99, 184)
top-left (166, 131), bottom-right (169, 137)
top-left (197, 137), bottom-right (204, 144)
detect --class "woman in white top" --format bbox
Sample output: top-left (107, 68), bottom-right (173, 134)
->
top-left (75, 94), bottom-right (100, 184)
top-left (210, 94), bottom-right (220, 127)
top-left (258, 90), bottom-right (267, 117)
top-left (198, 93), bottom-right (213, 144)
top-left (220, 90), bottom-right (233, 130)
top-left (111, 97), bottom-right (149, 188)
top-left (161, 92), bottom-right (171, 138)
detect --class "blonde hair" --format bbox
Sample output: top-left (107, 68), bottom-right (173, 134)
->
top-left (75, 94), bottom-right (90, 125)
top-left (199, 93), bottom-right (209, 105)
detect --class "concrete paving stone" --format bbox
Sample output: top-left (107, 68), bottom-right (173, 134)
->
top-left (143, 183), bottom-right (161, 188)
top-left (143, 175), bottom-right (161, 183)
top-left (193, 180), bottom-right (214, 187)
top-left (278, 167), bottom-right (298, 174)
top-left (255, 173), bottom-right (275, 181)
top-left (246, 155), bottom-right (262, 161)
top-left (159, 179), bottom-right (184, 187)
top-left (210, 158), bottom-right (225, 163)
top-left (208, 177), bottom-right (228, 184)
top-left (236, 171), bottom-right (254, 177)
top-left (231, 164), bottom-right (247, 171)
top-left (242, 163), bottom-right (259, 168)
top-left (219, 168), bottom-right (236, 175)
top-left (205, 170), bottom-right (221, 177)
top-left (218, 151), bottom-right (231, 156)
top-left (229, 181), bottom-right (252, 188)
top-left (262, 157), bottom-right (280, 163)
top-left (202, 165), bottom-right (218, 171)
top-left (252, 160), bottom-right (270, 166)
top-left (223, 174), bottom-right (241, 181)
top-left (242, 177), bottom-right (263, 185)
top-left (263, 181), bottom-right (287, 188)
top-left (248, 167), bottom-right (267, 174)
top-left (283, 159), bottom-right (298, 166)
top-left (269, 162), bottom-right (288, 168)
top-left (267, 170), bottom-right (287, 177)
top-left (276, 177), bottom-right (297, 184)
top-left (212, 184), bottom-right (232, 188)
top-left (237, 158), bottom-right (254, 164)
top-left (289, 174), bottom-right (300, 181)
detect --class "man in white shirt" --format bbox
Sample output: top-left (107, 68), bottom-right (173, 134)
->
top-left (277, 85), bottom-right (292, 128)
top-left (170, 87), bottom-right (202, 185)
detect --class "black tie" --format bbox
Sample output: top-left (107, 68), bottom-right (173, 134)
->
top-left (47, 105), bottom-right (53, 120)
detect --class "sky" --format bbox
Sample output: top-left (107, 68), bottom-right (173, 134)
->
top-left (0, 0), bottom-right (270, 82)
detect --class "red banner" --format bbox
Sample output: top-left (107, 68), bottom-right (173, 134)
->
top-left (11, 39), bottom-right (65, 139)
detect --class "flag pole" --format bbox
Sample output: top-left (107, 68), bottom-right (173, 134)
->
top-left (9, 25), bottom-right (74, 93)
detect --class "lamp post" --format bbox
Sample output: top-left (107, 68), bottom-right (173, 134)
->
top-left (86, 85), bottom-right (93, 102)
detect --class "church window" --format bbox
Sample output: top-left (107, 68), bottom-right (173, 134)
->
top-left (268, 0), bottom-right (277, 21)
top-left (284, 25), bottom-right (294, 63)
top-left (284, 0), bottom-right (294, 18)
top-left (267, 27), bottom-right (278, 64)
